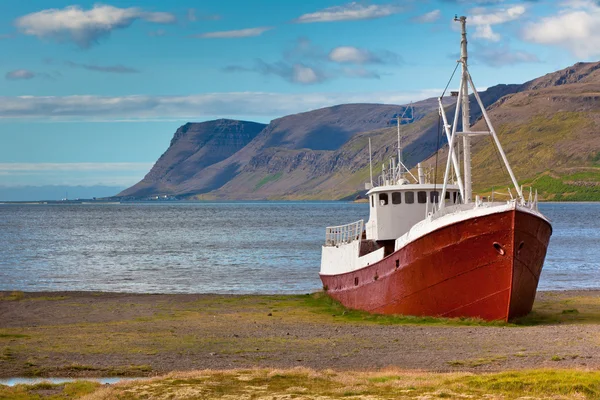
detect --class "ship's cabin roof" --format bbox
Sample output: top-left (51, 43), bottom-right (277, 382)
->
top-left (366, 183), bottom-right (460, 196)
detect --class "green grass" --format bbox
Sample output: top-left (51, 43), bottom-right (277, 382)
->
top-left (303, 292), bottom-right (509, 326)
top-left (469, 111), bottom-right (600, 198)
top-left (513, 293), bottom-right (600, 325)
top-left (254, 172), bottom-right (283, 190)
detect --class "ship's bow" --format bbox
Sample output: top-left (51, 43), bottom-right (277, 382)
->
top-left (507, 207), bottom-right (553, 319)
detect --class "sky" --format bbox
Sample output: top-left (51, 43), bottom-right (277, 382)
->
top-left (0, 0), bottom-right (597, 199)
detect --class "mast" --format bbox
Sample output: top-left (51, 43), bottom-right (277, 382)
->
top-left (369, 137), bottom-right (373, 187)
top-left (397, 114), bottom-right (402, 181)
top-left (456, 15), bottom-right (472, 204)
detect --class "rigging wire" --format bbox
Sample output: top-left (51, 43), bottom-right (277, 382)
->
top-left (434, 61), bottom-right (461, 202)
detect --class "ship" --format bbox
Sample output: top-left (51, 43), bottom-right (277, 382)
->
top-left (319, 16), bottom-right (552, 322)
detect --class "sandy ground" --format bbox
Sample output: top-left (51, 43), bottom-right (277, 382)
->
top-left (1, 290), bottom-right (600, 377)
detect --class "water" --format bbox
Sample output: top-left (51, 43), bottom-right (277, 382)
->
top-left (0, 202), bottom-right (598, 293)
top-left (0, 377), bottom-right (141, 387)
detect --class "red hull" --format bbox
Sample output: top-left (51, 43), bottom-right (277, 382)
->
top-left (320, 209), bottom-right (552, 321)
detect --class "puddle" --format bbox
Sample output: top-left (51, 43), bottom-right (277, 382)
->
top-left (0, 377), bottom-right (144, 387)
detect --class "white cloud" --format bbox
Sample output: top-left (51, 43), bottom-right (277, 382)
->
top-left (6, 69), bottom-right (35, 80)
top-left (414, 9), bottom-right (441, 23)
top-left (192, 27), bottom-right (273, 39)
top-left (15, 4), bottom-right (176, 48)
top-left (522, 0), bottom-right (600, 58)
top-left (328, 46), bottom-right (380, 64)
top-left (292, 64), bottom-right (321, 84)
top-left (469, 5), bottom-right (526, 41)
top-left (0, 91), bottom-right (443, 121)
top-left (294, 2), bottom-right (403, 23)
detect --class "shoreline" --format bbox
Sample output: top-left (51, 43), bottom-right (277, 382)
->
top-left (2, 290), bottom-right (600, 379)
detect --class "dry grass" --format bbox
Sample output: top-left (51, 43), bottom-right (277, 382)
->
top-left (2, 368), bottom-right (599, 399)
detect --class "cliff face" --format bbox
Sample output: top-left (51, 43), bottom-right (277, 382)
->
top-left (119, 119), bottom-right (266, 197)
top-left (120, 61), bottom-right (600, 201)
top-left (120, 101), bottom-right (444, 198)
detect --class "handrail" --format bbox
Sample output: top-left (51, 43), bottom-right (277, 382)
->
top-left (325, 220), bottom-right (364, 246)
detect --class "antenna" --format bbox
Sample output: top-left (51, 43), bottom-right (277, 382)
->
top-left (395, 103), bottom-right (413, 182)
top-left (369, 137), bottom-right (373, 187)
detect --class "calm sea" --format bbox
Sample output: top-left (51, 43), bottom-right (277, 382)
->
top-left (0, 202), bottom-right (598, 293)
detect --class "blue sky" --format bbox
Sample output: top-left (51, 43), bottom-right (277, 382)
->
top-left (0, 0), bottom-right (596, 197)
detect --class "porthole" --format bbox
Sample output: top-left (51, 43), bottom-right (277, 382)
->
top-left (493, 242), bottom-right (505, 256)
top-left (517, 241), bottom-right (525, 255)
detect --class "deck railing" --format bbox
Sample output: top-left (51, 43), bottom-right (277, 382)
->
top-left (325, 220), bottom-right (364, 246)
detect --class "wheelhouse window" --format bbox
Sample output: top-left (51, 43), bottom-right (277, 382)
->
top-left (445, 191), bottom-right (451, 201)
top-left (405, 191), bottom-right (414, 204)
top-left (371, 195), bottom-right (374, 207)
top-left (430, 191), bottom-right (439, 203)
top-left (379, 193), bottom-right (388, 206)
top-left (392, 192), bottom-right (402, 204)
top-left (417, 191), bottom-right (427, 204)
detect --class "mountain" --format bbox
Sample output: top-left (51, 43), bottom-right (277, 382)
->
top-left (119, 119), bottom-right (266, 198)
top-left (120, 100), bottom-right (445, 199)
top-left (422, 61), bottom-right (600, 201)
top-left (120, 61), bottom-right (600, 201)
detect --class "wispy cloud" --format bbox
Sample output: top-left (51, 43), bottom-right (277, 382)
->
top-left (0, 91), bottom-right (443, 121)
top-left (294, 1), bottom-right (404, 23)
top-left (187, 8), bottom-right (220, 22)
top-left (224, 39), bottom-right (396, 84)
top-left (413, 9), bottom-right (441, 23)
top-left (223, 60), bottom-right (328, 84)
top-left (6, 69), bottom-right (35, 80)
top-left (0, 163), bottom-right (154, 172)
top-left (469, 5), bottom-right (527, 41)
top-left (66, 61), bottom-right (140, 74)
top-left (522, 0), bottom-right (600, 58)
top-left (148, 29), bottom-right (167, 37)
top-left (329, 46), bottom-right (390, 64)
top-left (471, 44), bottom-right (540, 67)
top-left (15, 4), bottom-right (176, 48)
top-left (191, 27), bottom-right (273, 39)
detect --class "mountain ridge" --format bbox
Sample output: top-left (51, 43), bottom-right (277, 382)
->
top-left (119, 61), bottom-right (600, 201)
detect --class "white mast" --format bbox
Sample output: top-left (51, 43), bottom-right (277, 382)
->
top-left (397, 114), bottom-right (402, 181)
top-left (456, 15), bottom-right (472, 204)
top-left (439, 16), bottom-right (524, 210)
top-left (369, 137), bottom-right (373, 187)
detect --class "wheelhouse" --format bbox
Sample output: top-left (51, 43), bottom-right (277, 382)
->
top-left (365, 184), bottom-right (461, 241)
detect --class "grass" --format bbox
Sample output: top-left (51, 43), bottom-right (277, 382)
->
top-left (1, 291), bottom-right (599, 378)
top-left (2, 368), bottom-right (600, 399)
top-left (0, 292), bottom-right (68, 302)
top-left (254, 171), bottom-right (283, 190)
top-left (513, 292), bottom-right (600, 325)
top-left (447, 355), bottom-right (507, 368)
top-left (0, 380), bottom-right (100, 400)
top-left (304, 292), bottom-right (509, 327)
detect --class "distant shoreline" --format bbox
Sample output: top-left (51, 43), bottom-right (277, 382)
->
top-left (3, 199), bottom-right (600, 205)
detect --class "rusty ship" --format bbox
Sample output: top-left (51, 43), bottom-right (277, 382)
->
top-left (319, 16), bottom-right (552, 322)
